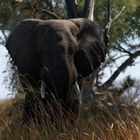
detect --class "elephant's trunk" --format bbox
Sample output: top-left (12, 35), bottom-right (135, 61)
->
top-left (50, 65), bottom-right (70, 101)
top-left (40, 65), bottom-right (73, 102)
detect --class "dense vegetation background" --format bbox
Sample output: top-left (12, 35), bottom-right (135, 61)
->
top-left (0, 0), bottom-right (140, 95)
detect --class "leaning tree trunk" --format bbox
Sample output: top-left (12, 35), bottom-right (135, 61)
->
top-left (102, 51), bottom-right (140, 88)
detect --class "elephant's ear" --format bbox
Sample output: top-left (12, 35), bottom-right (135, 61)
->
top-left (73, 19), bottom-right (107, 77)
top-left (74, 39), bottom-right (106, 77)
top-left (6, 19), bottom-right (42, 74)
top-left (74, 48), bottom-right (93, 77)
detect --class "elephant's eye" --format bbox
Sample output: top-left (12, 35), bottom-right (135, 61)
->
top-left (68, 46), bottom-right (75, 55)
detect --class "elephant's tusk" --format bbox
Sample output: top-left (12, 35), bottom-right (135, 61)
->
top-left (74, 81), bottom-right (82, 105)
top-left (40, 81), bottom-right (46, 99)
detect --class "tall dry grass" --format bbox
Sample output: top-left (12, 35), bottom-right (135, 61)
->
top-left (0, 93), bottom-right (140, 140)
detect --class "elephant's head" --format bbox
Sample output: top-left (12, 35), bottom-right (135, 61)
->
top-left (6, 18), bottom-right (107, 105)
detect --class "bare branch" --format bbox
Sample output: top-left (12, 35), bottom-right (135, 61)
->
top-left (112, 6), bottom-right (126, 22)
top-left (104, 0), bottom-right (126, 47)
top-left (104, 0), bottom-right (112, 46)
top-left (102, 50), bottom-right (140, 88)
top-left (113, 54), bottom-right (129, 61)
top-left (0, 29), bottom-right (7, 43)
top-left (105, 5), bottom-right (125, 36)
top-left (65, 0), bottom-right (78, 18)
top-left (83, 0), bottom-right (95, 20)
top-left (115, 43), bottom-right (132, 55)
top-left (41, 9), bottom-right (61, 19)
top-left (107, 0), bottom-right (112, 23)
top-left (0, 25), bottom-right (8, 44)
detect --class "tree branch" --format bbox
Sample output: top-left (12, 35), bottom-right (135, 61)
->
top-left (104, 0), bottom-right (126, 47)
top-left (102, 50), bottom-right (140, 88)
top-left (65, 0), bottom-right (78, 18)
top-left (107, 0), bottom-right (112, 23)
top-left (113, 54), bottom-right (129, 61)
top-left (41, 9), bottom-right (61, 19)
top-left (105, 5), bottom-right (125, 37)
top-left (115, 43), bottom-right (132, 55)
top-left (1, 30), bottom-right (7, 42)
top-left (112, 6), bottom-right (126, 22)
top-left (83, 0), bottom-right (95, 20)
top-left (0, 27), bottom-right (8, 44)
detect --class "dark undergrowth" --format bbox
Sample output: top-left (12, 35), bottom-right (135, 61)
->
top-left (0, 94), bottom-right (140, 140)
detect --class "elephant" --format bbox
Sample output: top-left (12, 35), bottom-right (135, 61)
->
top-left (6, 18), bottom-right (107, 123)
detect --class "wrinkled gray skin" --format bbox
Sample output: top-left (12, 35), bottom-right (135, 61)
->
top-left (6, 18), bottom-right (107, 123)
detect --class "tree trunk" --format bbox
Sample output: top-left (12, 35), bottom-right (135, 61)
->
top-left (65, 0), bottom-right (78, 18)
top-left (102, 51), bottom-right (140, 88)
top-left (65, 0), bottom-right (95, 20)
top-left (83, 0), bottom-right (95, 20)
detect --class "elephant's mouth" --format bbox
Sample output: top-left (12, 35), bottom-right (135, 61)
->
top-left (40, 80), bottom-right (81, 102)
top-left (40, 67), bottom-right (81, 103)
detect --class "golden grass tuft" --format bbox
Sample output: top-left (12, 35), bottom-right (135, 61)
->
top-left (0, 94), bottom-right (140, 140)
